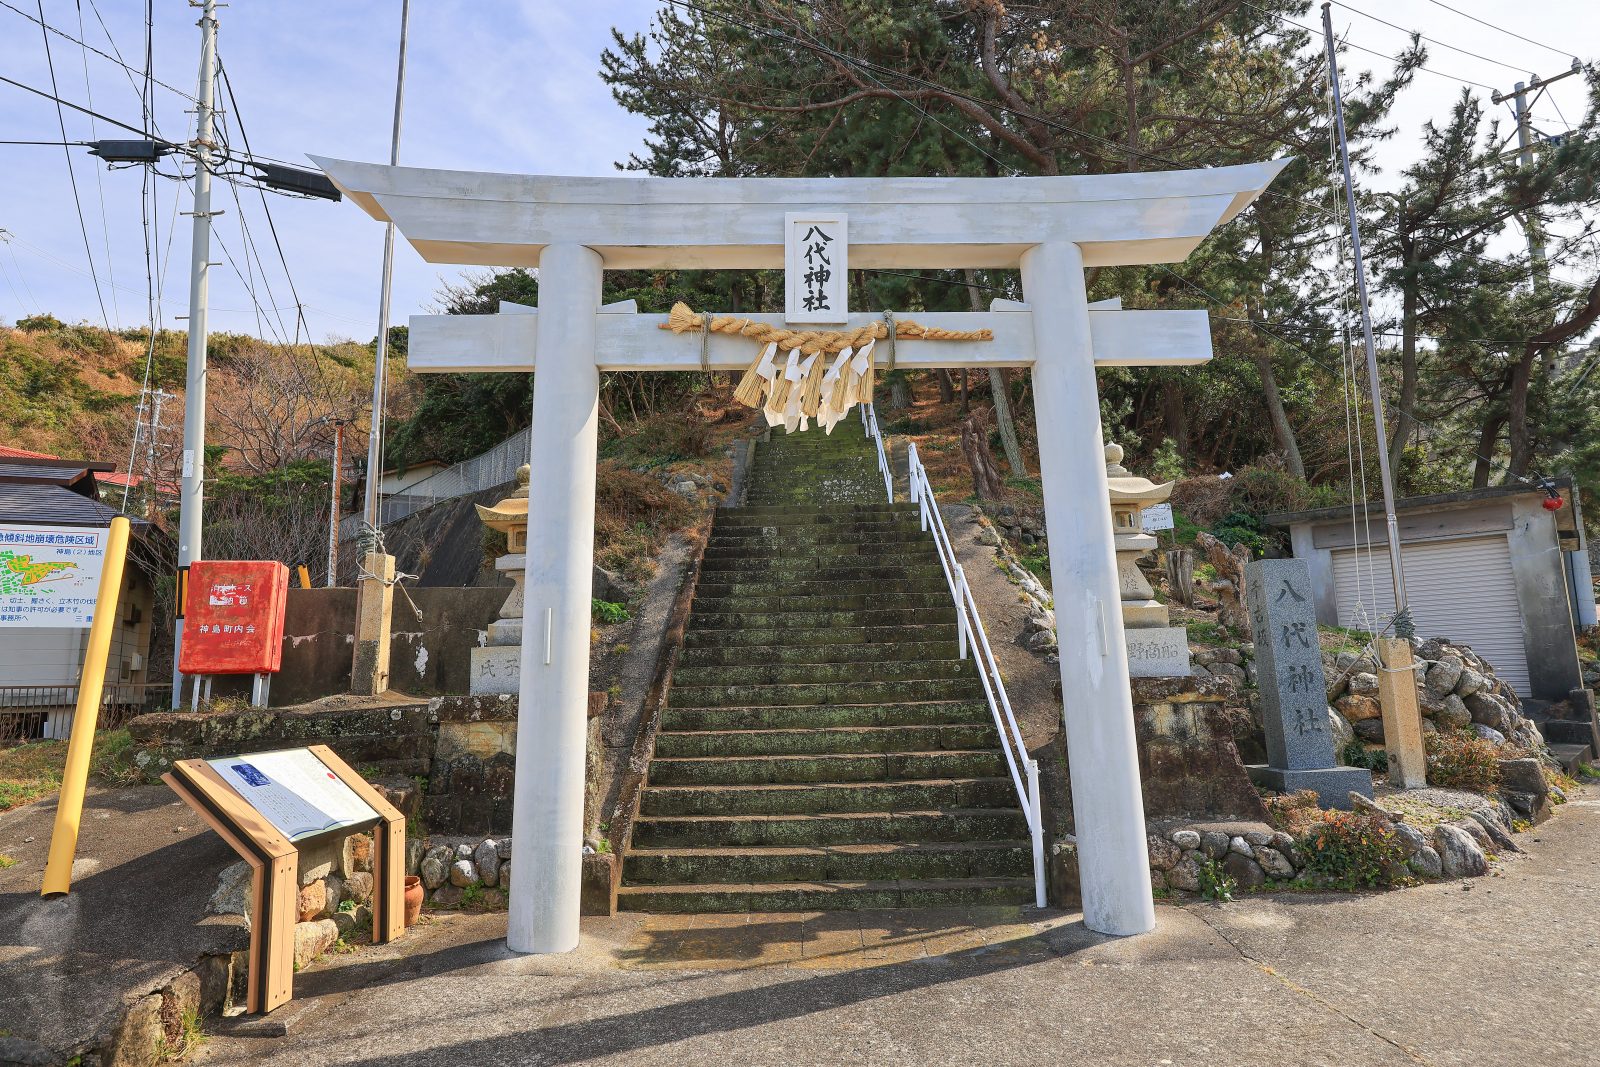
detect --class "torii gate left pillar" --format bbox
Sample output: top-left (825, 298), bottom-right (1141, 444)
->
top-left (508, 243), bottom-right (601, 952)
top-left (312, 154), bottom-right (1289, 951)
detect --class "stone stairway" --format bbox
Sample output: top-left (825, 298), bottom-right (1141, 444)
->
top-left (618, 411), bottom-right (1035, 912)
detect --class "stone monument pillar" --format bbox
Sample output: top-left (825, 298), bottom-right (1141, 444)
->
top-left (1106, 444), bottom-right (1190, 678)
top-left (1244, 558), bottom-right (1373, 808)
top-left (470, 465), bottom-right (530, 696)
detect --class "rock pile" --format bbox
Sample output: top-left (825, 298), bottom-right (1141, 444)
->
top-left (1326, 637), bottom-right (1542, 751)
top-left (416, 835), bottom-right (516, 908)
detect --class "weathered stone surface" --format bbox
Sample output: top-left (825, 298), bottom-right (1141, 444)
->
top-left (1472, 724), bottom-right (1506, 745)
top-left (321, 874), bottom-right (344, 918)
top-left (1170, 829), bottom-right (1201, 850)
top-left (450, 859), bottom-right (478, 888)
top-left (1125, 626), bottom-right (1192, 677)
top-left (1434, 824), bottom-right (1488, 878)
top-left (1348, 672), bottom-right (1380, 697)
top-left (1026, 629), bottom-right (1058, 653)
top-left (1408, 846), bottom-right (1443, 879)
top-left (1329, 708), bottom-right (1355, 751)
top-left (496, 837), bottom-right (514, 859)
top-left (1425, 656), bottom-right (1464, 696)
top-left (1464, 693), bottom-right (1506, 729)
top-left (106, 992), bottom-right (164, 1067)
top-left (1436, 695), bottom-right (1472, 730)
top-left (475, 839), bottom-right (502, 886)
top-left (1200, 831), bottom-right (1230, 859)
top-left (0, 1036), bottom-right (57, 1066)
top-left (432, 883), bottom-right (464, 907)
top-left (297, 879), bottom-right (326, 923)
top-left (1242, 830), bottom-right (1272, 847)
top-left (1166, 856), bottom-right (1201, 892)
top-left (1228, 835), bottom-right (1252, 856)
top-left (1336, 693), bottom-right (1382, 722)
top-left (342, 833), bottom-right (373, 877)
top-left (1498, 758), bottom-right (1547, 796)
top-left (209, 859), bottom-right (252, 919)
top-left (419, 855), bottom-right (448, 891)
top-left (343, 871), bottom-right (373, 906)
top-left (1392, 823), bottom-right (1428, 858)
top-left (1353, 718), bottom-right (1385, 742)
top-left (1254, 846), bottom-right (1295, 878)
top-left (1455, 668), bottom-right (1486, 697)
top-left (1222, 852), bottom-right (1266, 889)
top-left (1454, 818), bottom-right (1494, 853)
top-left (1147, 834), bottom-right (1182, 872)
top-left (1469, 810), bottom-right (1520, 853)
top-left (293, 919), bottom-right (339, 970)
top-left (1245, 559), bottom-right (1341, 772)
top-left (1150, 868), bottom-right (1167, 892)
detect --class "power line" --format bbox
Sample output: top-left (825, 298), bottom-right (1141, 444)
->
top-left (1422, 0), bottom-right (1577, 62)
top-left (36, 0), bottom-right (110, 329)
top-left (0, 0), bottom-right (198, 104)
top-left (0, 71), bottom-right (165, 140)
top-left (1328, 0), bottom-right (1537, 75)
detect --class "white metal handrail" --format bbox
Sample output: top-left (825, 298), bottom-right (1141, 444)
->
top-left (859, 403), bottom-right (893, 502)
top-left (860, 404), bottom-right (1045, 908)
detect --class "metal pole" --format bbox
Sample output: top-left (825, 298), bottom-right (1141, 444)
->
top-left (170, 0), bottom-right (219, 706)
top-left (1322, 2), bottom-right (1410, 634)
top-left (360, 0), bottom-right (411, 533)
top-left (1508, 81), bottom-right (1547, 274)
top-left (327, 420), bottom-right (344, 586)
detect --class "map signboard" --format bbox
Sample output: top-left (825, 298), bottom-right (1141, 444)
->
top-left (208, 748), bottom-right (378, 842)
top-left (0, 524), bottom-right (107, 628)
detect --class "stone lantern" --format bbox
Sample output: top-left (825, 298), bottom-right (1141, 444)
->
top-left (470, 464), bottom-right (530, 695)
top-left (1105, 443), bottom-right (1191, 676)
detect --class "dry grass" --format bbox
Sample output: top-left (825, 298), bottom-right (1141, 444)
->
top-left (0, 729), bottom-right (141, 812)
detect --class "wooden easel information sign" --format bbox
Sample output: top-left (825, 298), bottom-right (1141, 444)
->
top-left (163, 745), bottom-right (406, 1013)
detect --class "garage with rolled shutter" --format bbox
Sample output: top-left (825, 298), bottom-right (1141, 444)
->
top-left (1330, 536), bottom-right (1529, 695)
top-left (1264, 481), bottom-right (1588, 702)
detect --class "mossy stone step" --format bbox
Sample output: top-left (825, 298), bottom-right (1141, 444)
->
top-left (682, 623), bottom-right (959, 650)
top-left (687, 607), bottom-right (959, 631)
top-left (647, 749), bottom-right (1004, 787)
top-left (639, 777), bottom-right (1016, 817)
top-left (691, 592), bottom-right (955, 615)
top-left (630, 808), bottom-right (1028, 848)
top-left (653, 723), bottom-right (997, 758)
top-left (708, 525), bottom-right (924, 545)
top-left (667, 676), bottom-right (982, 708)
top-left (660, 699), bottom-right (992, 732)
top-left (615, 876), bottom-right (1035, 913)
top-left (715, 508), bottom-right (915, 525)
top-left (696, 576), bottom-right (950, 598)
top-left (622, 841), bottom-right (1031, 886)
top-left (699, 556), bottom-right (941, 578)
top-left (671, 658), bottom-right (973, 689)
top-left (677, 640), bottom-right (958, 669)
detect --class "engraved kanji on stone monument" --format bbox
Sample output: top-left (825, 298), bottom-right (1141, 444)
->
top-left (1243, 558), bottom-right (1372, 809)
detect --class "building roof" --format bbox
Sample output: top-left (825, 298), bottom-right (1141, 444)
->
top-left (0, 481), bottom-right (140, 527)
top-left (1261, 478), bottom-right (1577, 528)
top-left (0, 445), bottom-right (57, 459)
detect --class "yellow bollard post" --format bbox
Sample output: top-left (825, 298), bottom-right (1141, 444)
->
top-left (41, 515), bottom-right (131, 896)
top-left (296, 564), bottom-right (312, 589)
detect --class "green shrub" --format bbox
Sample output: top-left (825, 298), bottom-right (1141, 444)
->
top-left (1197, 857), bottom-right (1235, 901)
top-left (1299, 811), bottom-right (1408, 889)
top-left (1342, 740), bottom-right (1389, 773)
top-left (1426, 731), bottom-right (1501, 792)
top-left (1210, 510), bottom-right (1266, 557)
top-left (591, 598), bottom-right (631, 624)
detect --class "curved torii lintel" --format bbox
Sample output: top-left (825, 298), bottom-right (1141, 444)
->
top-left (309, 155), bottom-right (1291, 271)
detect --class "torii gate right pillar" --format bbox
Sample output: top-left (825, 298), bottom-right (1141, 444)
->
top-left (1023, 240), bottom-right (1156, 936)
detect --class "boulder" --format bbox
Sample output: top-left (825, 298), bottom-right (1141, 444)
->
top-left (293, 919), bottom-right (339, 970)
top-left (1026, 629), bottom-right (1058, 653)
top-left (1210, 662), bottom-right (1247, 684)
top-left (1453, 818), bottom-right (1494, 854)
top-left (1336, 693), bottom-right (1382, 722)
top-left (1433, 824), bottom-right (1488, 878)
top-left (1455, 668), bottom-right (1486, 698)
top-left (343, 871), bottom-right (374, 906)
top-left (1435, 695), bottom-right (1472, 731)
top-left (341, 833), bottom-right (373, 878)
top-left (1170, 829), bottom-right (1201, 850)
top-left (1353, 718), bottom-right (1385, 742)
top-left (1498, 757), bottom-right (1547, 797)
top-left (1425, 656), bottom-right (1464, 696)
top-left (1166, 856), bottom-right (1201, 892)
top-left (1392, 823), bottom-right (1428, 858)
top-left (1329, 708), bottom-right (1355, 752)
top-left (1254, 846), bottom-right (1296, 879)
top-left (1222, 852), bottom-right (1266, 890)
top-left (1348, 672), bottom-right (1380, 697)
top-left (449, 859), bottom-right (478, 888)
top-left (1472, 725), bottom-right (1506, 745)
top-left (496, 838), bottom-right (514, 859)
top-left (1200, 831), bottom-right (1230, 860)
top-left (1408, 846), bottom-right (1443, 879)
top-left (1147, 834), bottom-right (1182, 872)
top-left (0, 1036), bottom-right (57, 1066)
top-left (1212, 648), bottom-right (1243, 666)
top-left (297, 879), bottom-right (326, 923)
top-left (1468, 810), bottom-right (1521, 854)
top-left (1228, 836), bottom-right (1252, 856)
top-left (1464, 693), bottom-right (1506, 729)
top-left (475, 839), bottom-right (501, 886)
top-left (419, 855), bottom-right (448, 891)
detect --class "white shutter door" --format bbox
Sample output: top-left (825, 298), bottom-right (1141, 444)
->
top-left (1331, 536), bottom-right (1530, 696)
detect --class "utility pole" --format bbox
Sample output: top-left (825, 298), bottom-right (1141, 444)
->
top-left (327, 419), bottom-right (345, 587)
top-left (359, 0), bottom-right (411, 535)
top-left (1493, 59), bottom-right (1583, 286)
top-left (1324, 2), bottom-right (1429, 791)
top-left (171, 0), bottom-right (219, 707)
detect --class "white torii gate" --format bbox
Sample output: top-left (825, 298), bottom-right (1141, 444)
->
top-left (314, 155), bottom-right (1289, 951)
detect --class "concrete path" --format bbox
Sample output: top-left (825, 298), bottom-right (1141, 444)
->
top-left (0, 784), bottom-right (246, 1055)
top-left (195, 789), bottom-right (1600, 1067)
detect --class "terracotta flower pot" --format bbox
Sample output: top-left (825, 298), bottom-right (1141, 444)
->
top-left (403, 875), bottom-right (424, 927)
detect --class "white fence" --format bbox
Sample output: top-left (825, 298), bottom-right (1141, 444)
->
top-left (340, 426), bottom-right (531, 539)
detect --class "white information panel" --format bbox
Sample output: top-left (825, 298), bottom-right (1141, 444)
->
top-left (0, 524), bottom-right (107, 628)
top-left (209, 748), bottom-right (378, 842)
top-left (784, 212), bottom-right (848, 324)
top-left (1140, 503), bottom-right (1175, 533)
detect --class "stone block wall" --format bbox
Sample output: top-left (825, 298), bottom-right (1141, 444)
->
top-left (1132, 675), bottom-right (1269, 821)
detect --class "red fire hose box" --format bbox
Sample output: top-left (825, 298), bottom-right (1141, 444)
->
top-left (178, 560), bottom-right (290, 675)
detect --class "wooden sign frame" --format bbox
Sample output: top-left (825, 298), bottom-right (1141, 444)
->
top-left (164, 745), bottom-right (406, 1013)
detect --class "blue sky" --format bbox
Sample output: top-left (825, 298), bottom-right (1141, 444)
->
top-left (0, 0), bottom-right (1590, 342)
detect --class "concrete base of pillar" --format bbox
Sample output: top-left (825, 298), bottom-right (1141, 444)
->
top-left (1247, 765), bottom-right (1374, 810)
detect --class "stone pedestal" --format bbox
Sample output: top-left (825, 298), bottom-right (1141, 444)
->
top-left (351, 551), bottom-right (395, 695)
top-left (1106, 444), bottom-right (1190, 677)
top-left (471, 552), bottom-right (528, 696)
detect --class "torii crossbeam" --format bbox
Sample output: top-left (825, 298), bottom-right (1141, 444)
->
top-left (316, 155), bottom-right (1290, 952)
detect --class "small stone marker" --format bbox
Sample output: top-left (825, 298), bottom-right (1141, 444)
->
top-left (1125, 626), bottom-right (1192, 678)
top-left (1376, 636), bottom-right (1427, 789)
top-left (1243, 558), bottom-right (1372, 809)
